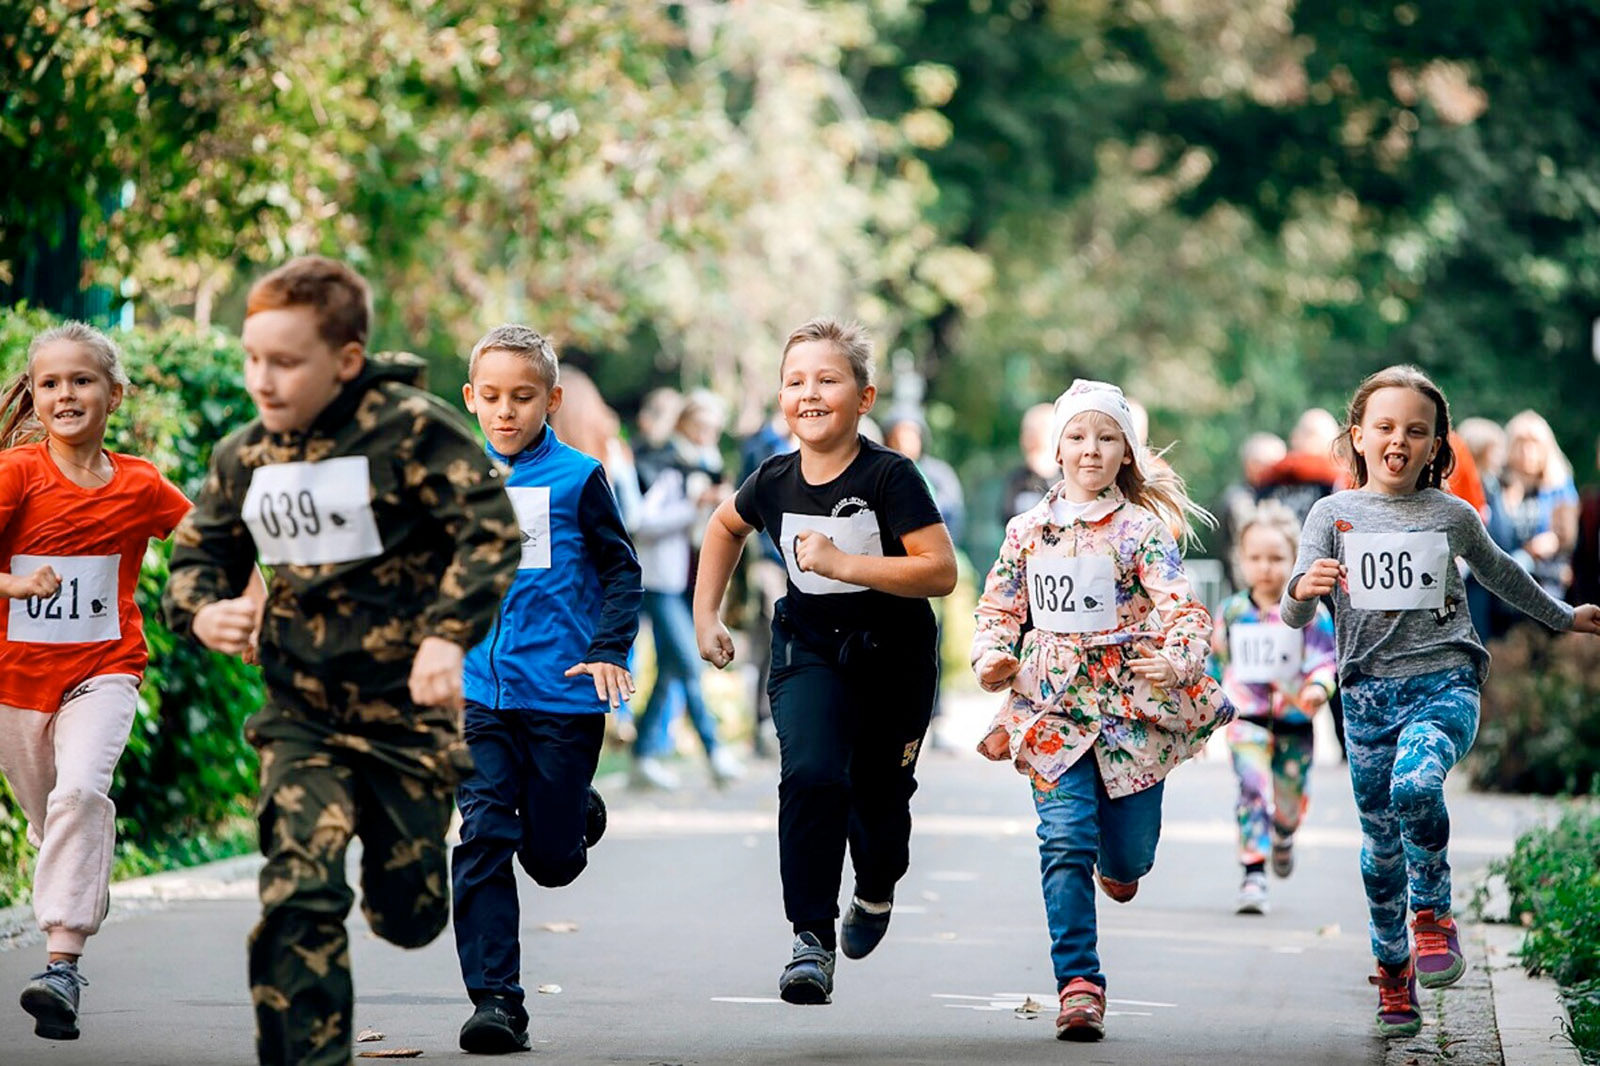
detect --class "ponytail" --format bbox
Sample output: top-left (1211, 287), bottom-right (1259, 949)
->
top-left (0, 372), bottom-right (39, 449)
top-left (0, 322), bottom-right (128, 451)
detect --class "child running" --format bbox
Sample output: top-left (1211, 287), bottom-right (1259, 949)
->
top-left (1282, 365), bottom-right (1600, 1037)
top-left (693, 318), bottom-right (957, 1005)
top-left (1209, 500), bottom-right (1336, 915)
top-left (162, 257), bottom-right (521, 1066)
top-left (972, 379), bottom-right (1232, 1043)
top-left (0, 323), bottom-right (196, 1040)
top-left (451, 325), bottom-right (642, 1054)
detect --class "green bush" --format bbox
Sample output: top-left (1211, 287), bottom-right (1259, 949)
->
top-left (1467, 626), bottom-right (1600, 796)
top-left (0, 308), bottom-right (264, 908)
top-left (1492, 809), bottom-right (1600, 1061)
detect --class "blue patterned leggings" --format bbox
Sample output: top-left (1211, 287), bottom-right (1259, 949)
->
top-left (1342, 667), bottom-right (1479, 965)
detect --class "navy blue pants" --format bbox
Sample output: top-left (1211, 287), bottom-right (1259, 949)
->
top-left (769, 615), bottom-right (938, 939)
top-left (452, 704), bottom-right (604, 1008)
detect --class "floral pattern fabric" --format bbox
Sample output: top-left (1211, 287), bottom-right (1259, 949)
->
top-left (972, 483), bottom-right (1234, 799)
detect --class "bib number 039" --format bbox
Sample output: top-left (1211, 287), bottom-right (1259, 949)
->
top-left (243, 456), bottom-right (385, 567)
top-left (256, 490), bottom-right (324, 539)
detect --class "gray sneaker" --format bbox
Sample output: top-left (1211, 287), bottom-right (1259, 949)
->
top-left (20, 959), bottom-right (88, 1040)
top-left (1236, 871), bottom-right (1270, 915)
top-left (778, 933), bottom-right (835, 1005)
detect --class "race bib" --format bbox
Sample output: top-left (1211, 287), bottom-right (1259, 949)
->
top-left (1229, 622), bottom-right (1303, 685)
top-left (7, 554), bottom-right (121, 644)
top-left (507, 486), bottom-right (552, 570)
top-left (780, 511), bottom-right (882, 595)
top-left (1026, 555), bottom-right (1117, 633)
top-left (242, 456), bottom-right (384, 567)
top-left (1344, 531), bottom-right (1450, 611)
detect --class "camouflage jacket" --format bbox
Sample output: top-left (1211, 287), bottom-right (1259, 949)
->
top-left (163, 356), bottom-right (520, 718)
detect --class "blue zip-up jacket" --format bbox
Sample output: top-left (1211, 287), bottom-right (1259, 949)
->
top-left (463, 425), bottom-right (643, 714)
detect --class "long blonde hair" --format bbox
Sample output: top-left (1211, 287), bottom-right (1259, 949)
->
top-left (0, 322), bottom-right (129, 449)
top-left (1072, 410), bottom-right (1214, 544)
top-left (1505, 409), bottom-right (1572, 491)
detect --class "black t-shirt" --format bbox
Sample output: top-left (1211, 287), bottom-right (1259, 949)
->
top-left (734, 436), bottom-right (943, 640)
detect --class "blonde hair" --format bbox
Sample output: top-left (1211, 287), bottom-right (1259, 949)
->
top-left (780, 317), bottom-right (874, 390)
top-left (1505, 410), bottom-right (1572, 491)
top-left (468, 324), bottom-right (559, 387)
top-left (1234, 499), bottom-right (1301, 561)
top-left (1072, 410), bottom-right (1214, 544)
top-left (0, 322), bottom-right (129, 449)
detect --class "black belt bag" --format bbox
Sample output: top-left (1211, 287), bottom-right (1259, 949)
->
top-left (773, 599), bottom-right (885, 672)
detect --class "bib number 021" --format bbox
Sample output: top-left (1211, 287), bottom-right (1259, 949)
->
top-left (26, 578), bottom-right (86, 621)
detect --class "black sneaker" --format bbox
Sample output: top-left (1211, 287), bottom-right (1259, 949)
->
top-left (839, 895), bottom-right (892, 960)
top-left (20, 959), bottom-right (87, 1040)
top-left (777, 933), bottom-right (835, 1005)
top-left (584, 785), bottom-right (607, 849)
top-left (459, 995), bottom-right (531, 1054)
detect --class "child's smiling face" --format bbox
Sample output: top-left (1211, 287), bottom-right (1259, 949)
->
top-left (1351, 385), bottom-right (1440, 495)
top-left (1056, 411), bottom-right (1129, 501)
top-left (29, 340), bottom-right (122, 449)
top-left (463, 348), bottom-right (561, 457)
top-left (778, 339), bottom-right (875, 449)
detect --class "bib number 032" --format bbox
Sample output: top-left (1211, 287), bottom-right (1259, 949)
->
top-left (1026, 555), bottom-right (1117, 633)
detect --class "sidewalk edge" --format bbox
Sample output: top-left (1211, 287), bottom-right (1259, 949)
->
top-left (1482, 922), bottom-right (1585, 1066)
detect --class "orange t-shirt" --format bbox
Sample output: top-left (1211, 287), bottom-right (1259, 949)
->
top-left (0, 443), bottom-right (191, 712)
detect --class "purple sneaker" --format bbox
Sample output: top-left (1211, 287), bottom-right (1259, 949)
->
top-left (1368, 960), bottom-right (1421, 1037)
top-left (1412, 909), bottom-right (1465, 989)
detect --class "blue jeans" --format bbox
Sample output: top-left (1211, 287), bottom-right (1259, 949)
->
top-left (1036, 752), bottom-right (1164, 992)
top-left (633, 591), bottom-right (720, 758)
top-left (1343, 667), bottom-right (1479, 965)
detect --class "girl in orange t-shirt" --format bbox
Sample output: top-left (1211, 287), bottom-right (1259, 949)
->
top-left (0, 322), bottom-right (193, 1042)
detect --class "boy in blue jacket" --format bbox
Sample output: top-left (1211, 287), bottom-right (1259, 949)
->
top-left (452, 324), bottom-right (643, 1054)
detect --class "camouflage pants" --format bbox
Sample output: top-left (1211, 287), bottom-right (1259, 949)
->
top-left (249, 735), bottom-right (455, 1066)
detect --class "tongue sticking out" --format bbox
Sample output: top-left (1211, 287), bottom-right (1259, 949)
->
top-left (1384, 454), bottom-right (1407, 474)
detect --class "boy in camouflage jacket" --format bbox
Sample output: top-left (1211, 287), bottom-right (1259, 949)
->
top-left (163, 257), bottom-right (520, 1066)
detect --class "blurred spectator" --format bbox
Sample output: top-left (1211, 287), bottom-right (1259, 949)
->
top-left (1000, 402), bottom-right (1059, 524)
top-left (629, 390), bottom-right (742, 789)
top-left (1216, 432), bottom-right (1288, 586)
top-left (1503, 410), bottom-right (1579, 600)
top-left (735, 409), bottom-right (796, 759)
top-left (1257, 408), bottom-right (1342, 524)
top-left (1570, 433), bottom-right (1600, 607)
top-left (1457, 417), bottom-right (1521, 640)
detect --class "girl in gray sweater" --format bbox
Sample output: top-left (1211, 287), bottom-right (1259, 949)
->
top-left (1282, 365), bottom-right (1600, 1039)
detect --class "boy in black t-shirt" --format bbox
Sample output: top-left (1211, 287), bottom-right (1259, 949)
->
top-left (693, 318), bottom-right (958, 1005)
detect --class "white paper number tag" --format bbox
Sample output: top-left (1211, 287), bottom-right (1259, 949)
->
top-left (243, 456), bottom-right (384, 567)
top-left (780, 511), bottom-right (881, 595)
top-left (1026, 555), bottom-right (1117, 633)
top-left (507, 486), bottom-right (552, 570)
top-left (1229, 622), bottom-right (1303, 685)
top-left (7, 554), bottom-right (121, 644)
top-left (1344, 531), bottom-right (1450, 610)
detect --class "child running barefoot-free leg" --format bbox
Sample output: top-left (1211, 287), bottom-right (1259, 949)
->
top-left (693, 319), bottom-right (957, 1005)
top-left (0, 323), bottom-right (209, 1040)
top-left (1281, 365), bottom-right (1600, 1038)
top-left (1208, 501), bottom-right (1336, 915)
top-left (972, 380), bottom-right (1233, 1041)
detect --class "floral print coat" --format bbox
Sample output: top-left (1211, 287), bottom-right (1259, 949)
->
top-left (971, 483), bottom-right (1234, 798)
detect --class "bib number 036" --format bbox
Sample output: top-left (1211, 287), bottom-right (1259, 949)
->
top-left (1343, 531), bottom-right (1449, 611)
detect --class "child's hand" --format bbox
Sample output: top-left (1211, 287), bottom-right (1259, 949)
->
top-left (976, 727), bottom-right (1011, 761)
top-left (194, 597), bottom-right (259, 656)
top-left (698, 620), bottom-right (736, 669)
top-left (1297, 681), bottom-right (1330, 710)
top-left (5, 564), bottom-right (61, 601)
top-left (1293, 558), bottom-right (1344, 600)
top-left (792, 530), bottom-right (845, 579)
top-left (566, 661), bottom-right (636, 709)
top-left (1128, 646), bottom-right (1179, 687)
top-left (975, 650), bottom-right (1021, 692)
top-left (1572, 604), bottom-right (1600, 635)
top-left (409, 636), bottom-right (465, 712)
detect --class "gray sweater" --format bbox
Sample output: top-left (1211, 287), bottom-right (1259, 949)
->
top-left (1282, 489), bottom-right (1575, 684)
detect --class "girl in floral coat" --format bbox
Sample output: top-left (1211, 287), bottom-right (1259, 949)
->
top-left (973, 379), bottom-right (1233, 1043)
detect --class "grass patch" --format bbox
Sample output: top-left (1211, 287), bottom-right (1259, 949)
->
top-left (1490, 807), bottom-right (1600, 1063)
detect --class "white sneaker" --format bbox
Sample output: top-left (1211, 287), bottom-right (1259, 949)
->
top-left (1236, 871), bottom-right (1270, 915)
top-left (709, 746), bottom-right (746, 786)
top-left (629, 756), bottom-right (680, 791)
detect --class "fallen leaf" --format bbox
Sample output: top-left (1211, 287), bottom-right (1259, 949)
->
top-left (1316, 923), bottom-right (1341, 938)
top-left (537, 984), bottom-right (562, 995)
top-left (356, 1050), bottom-right (422, 1059)
top-left (356, 1027), bottom-right (385, 1042)
top-left (1014, 996), bottom-right (1043, 1016)
top-left (539, 921), bottom-right (579, 933)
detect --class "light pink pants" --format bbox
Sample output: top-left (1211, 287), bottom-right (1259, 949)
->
top-left (0, 674), bottom-right (139, 955)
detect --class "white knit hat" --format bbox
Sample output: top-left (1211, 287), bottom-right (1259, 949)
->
top-left (1048, 379), bottom-right (1140, 463)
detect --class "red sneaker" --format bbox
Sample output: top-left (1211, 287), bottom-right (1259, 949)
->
top-left (1055, 977), bottom-right (1106, 1042)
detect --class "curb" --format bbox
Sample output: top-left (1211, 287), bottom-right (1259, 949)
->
top-left (1384, 922), bottom-right (1503, 1066)
top-left (1482, 923), bottom-right (1585, 1066)
top-left (0, 852), bottom-right (263, 951)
